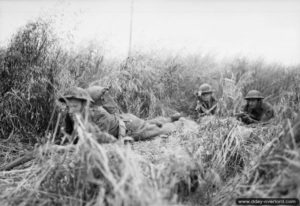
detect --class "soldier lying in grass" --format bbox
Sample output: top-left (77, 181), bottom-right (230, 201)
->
top-left (86, 85), bottom-right (183, 142)
top-left (58, 87), bottom-right (118, 144)
top-left (236, 90), bottom-right (275, 125)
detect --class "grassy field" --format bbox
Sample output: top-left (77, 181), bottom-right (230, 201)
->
top-left (0, 19), bottom-right (300, 206)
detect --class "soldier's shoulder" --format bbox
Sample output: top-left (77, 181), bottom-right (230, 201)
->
top-left (262, 101), bottom-right (274, 110)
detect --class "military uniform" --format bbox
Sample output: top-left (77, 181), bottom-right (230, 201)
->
top-left (86, 86), bottom-right (121, 115)
top-left (238, 90), bottom-right (275, 124)
top-left (120, 113), bottom-right (183, 141)
top-left (195, 96), bottom-right (218, 115)
top-left (86, 86), bottom-right (181, 141)
top-left (89, 106), bottom-right (120, 138)
top-left (59, 87), bottom-right (118, 144)
top-left (241, 102), bottom-right (274, 123)
top-left (192, 83), bottom-right (218, 117)
top-left (90, 103), bottom-right (179, 141)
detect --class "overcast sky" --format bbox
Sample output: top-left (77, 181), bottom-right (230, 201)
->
top-left (0, 0), bottom-right (299, 65)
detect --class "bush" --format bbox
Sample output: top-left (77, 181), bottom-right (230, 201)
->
top-left (0, 19), bottom-right (59, 142)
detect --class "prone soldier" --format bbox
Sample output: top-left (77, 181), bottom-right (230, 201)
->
top-left (86, 85), bottom-right (182, 141)
top-left (58, 87), bottom-right (118, 144)
top-left (236, 90), bottom-right (275, 124)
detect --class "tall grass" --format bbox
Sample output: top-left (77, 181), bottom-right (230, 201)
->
top-left (0, 18), bottom-right (300, 206)
top-left (0, 115), bottom-right (168, 206)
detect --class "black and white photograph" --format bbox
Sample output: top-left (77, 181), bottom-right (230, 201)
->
top-left (0, 0), bottom-right (299, 205)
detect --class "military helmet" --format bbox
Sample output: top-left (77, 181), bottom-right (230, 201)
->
top-left (59, 87), bottom-right (93, 103)
top-left (199, 83), bottom-right (213, 94)
top-left (86, 86), bottom-right (110, 102)
top-left (244, 90), bottom-right (264, 100)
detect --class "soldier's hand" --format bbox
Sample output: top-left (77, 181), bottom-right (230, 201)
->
top-left (243, 114), bottom-right (258, 123)
top-left (241, 115), bottom-right (258, 124)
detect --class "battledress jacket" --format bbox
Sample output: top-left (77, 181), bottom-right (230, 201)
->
top-left (90, 93), bottom-right (177, 141)
top-left (241, 101), bottom-right (275, 123)
top-left (190, 96), bottom-right (218, 115)
top-left (63, 109), bottom-right (118, 144)
top-left (96, 93), bottom-right (121, 115)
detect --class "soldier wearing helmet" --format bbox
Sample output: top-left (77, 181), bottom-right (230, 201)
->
top-left (58, 87), bottom-right (117, 144)
top-left (85, 85), bottom-right (183, 142)
top-left (58, 87), bottom-right (92, 135)
top-left (193, 83), bottom-right (218, 117)
top-left (236, 90), bottom-right (275, 124)
top-left (59, 87), bottom-right (93, 114)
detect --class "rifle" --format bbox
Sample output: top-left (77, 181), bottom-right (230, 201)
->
top-left (0, 151), bottom-right (35, 171)
top-left (207, 104), bottom-right (217, 114)
top-left (234, 112), bottom-right (247, 117)
top-left (234, 112), bottom-right (259, 124)
top-left (234, 112), bottom-right (256, 118)
top-left (195, 101), bottom-right (217, 115)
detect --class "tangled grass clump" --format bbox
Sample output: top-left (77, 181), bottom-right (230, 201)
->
top-left (0, 19), bottom-right (59, 142)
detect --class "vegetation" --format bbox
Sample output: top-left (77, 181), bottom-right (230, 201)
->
top-left (0, 19), bottom-right (299, 206)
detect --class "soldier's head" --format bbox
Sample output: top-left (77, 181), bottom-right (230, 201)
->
top-left (86, 85), bottom-right (110, 106)
top-left (244, 90), bottom-right (264, 109)
top-left (59, 87), bottom-right (93, 114)
top-left (198, 83), bottom-right (213, 101)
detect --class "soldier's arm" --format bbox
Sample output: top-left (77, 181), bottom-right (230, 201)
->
top-left (202, 107), bottom-right (211, 115)
top-left (246, 115), bottom-right (260, 124)
top-left (235, 105), bottom-right (259, 124)
top-left (102, 94), bottom-right (121, 115)
top-left (238, 108), bottom-right (259, 123)
top-left (236, 113), bottom-right (258, 124)
top-left (87, 124), bottom-right (117, 144)
top-left (208, 97), bottom-right (218, 114)
top-left (90, 107), bottom-right (111, 133)
top-left (260, 103), bottom-right (275, 122)
top-left (196, 101), bottom-right (210, 114)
